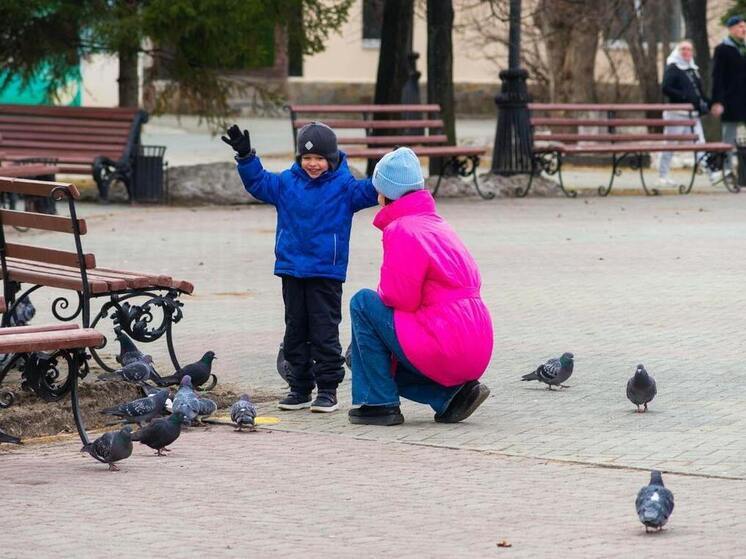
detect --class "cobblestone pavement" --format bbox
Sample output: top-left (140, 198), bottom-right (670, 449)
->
top-left (3, 429), bottom-right (746, 558)
top-left (4, 191), bottom-right (746, 555)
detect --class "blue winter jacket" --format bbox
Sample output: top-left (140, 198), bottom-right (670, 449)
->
top-left (236, 152), bottom-right (378, 282)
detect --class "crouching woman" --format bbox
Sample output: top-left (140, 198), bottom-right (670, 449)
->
top-left (348, 148), bottom-right (494, 426)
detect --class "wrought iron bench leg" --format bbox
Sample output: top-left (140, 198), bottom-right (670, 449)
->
top-left (599, 153), bottom-right (625, 196)
top-left (515, 154), bottom-right (538, 197)
top-left (465, 156), bottom-right (494, 200)
top-left (70, 349), bottom-right (90, 445)
top-left (636, 153), bottom-right (659, 196)
top-left (554, 155), bottom-right (577, 198)
top-left (679, 153), bottom-right (701, 195)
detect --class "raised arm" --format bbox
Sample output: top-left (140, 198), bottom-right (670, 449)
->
top-left (349, 176), bottom-right (379, 212)
top-left (222, 124), bottom-right (281, 205)
top-left (378, 226), bottom-right (428, 312)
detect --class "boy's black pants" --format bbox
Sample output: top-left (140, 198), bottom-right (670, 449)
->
top-left (281, 276), bottom-right (345, 393)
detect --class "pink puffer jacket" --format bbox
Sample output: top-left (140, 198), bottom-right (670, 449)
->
top-left (374, 190), bottom-right (493, 386)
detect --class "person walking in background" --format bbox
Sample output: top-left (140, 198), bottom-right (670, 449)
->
top-left (711, 15), bottom-right (746, 172)
top-left (658, 40), bottom-right (711, 187)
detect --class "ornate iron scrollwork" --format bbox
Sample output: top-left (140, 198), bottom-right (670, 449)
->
top-left (52, 293), bottom-right (84, 322)
top-left (21, 350), bottom-right (90, 403)
top-left (106, 290), bottom-right (184, 344)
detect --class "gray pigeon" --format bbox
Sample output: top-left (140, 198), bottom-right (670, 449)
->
top-left (627, 364), bottom-right (657, 413)
top-left (157, 351), bottom-right (217, 388)
top-left (0, 428), bottom-right (21, 444)
top-left (97, 355), bottom-right (158, 385)
top-left (636, 470), bottom-right (674, 532)
top-left (196, 397), bottom-right (217, 423)
top-left (172, 375), bottom-right (201, 425)
top-left (100, 388), bottom-right (170, 426)
top-left (80, 426), bottom-right (133, 471)
top-left (521, 352), bottom-right (574, 389)
top-left (115, 329), bottom-right (154, 367)
top-left (276, 344), bottom-right (290, 383)
top-left (131, 412), bottom-right (184, 456)
top-left (230, 394), bottom-right (257, 431)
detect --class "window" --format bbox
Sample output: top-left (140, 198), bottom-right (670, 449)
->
top-left (362, 0), bottom-right (384, 48)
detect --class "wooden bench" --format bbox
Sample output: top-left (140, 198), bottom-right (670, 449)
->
top-left (286, 104), bottom-right (493, 199)
top-left (522, 103), bottom-right (735, 197)
top-left (0, 176), bottom-right (194, 379)
top-left (0, 296), bottom-right (104, 445)
top-left (0, 104), bottom-right (148, 201)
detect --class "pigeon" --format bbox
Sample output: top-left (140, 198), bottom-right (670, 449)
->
top-left (636, 470), bottom-right (675, 532)
top-left (115, 330), bottom-right (148, 366)
top-left (345, 343), bottom-right (352, 370)
top-left (172, 375), bottom-right (201, 425)
top-left (521, 352), bottom-right (574, 389)
top-left (196, 397), bottom-right (218, 423)
top-left (130, 412), bottom-right (184, 456)
top-left (100, 388), bottom-right (170, 426)
top-left (0, 428), bottom-right (21, 444)
top-left (230, 394), bottom-right (257, 431)
top-left (80, 427), bottom-right (133, 471)
top-left (157, 351), bottom-right (217, 388)
top-left (276, 344), bottom-right (290, 383)
top-left (627, 364), bottom-right (657, 413)
top-left (97, 355), bottom-right (158, 385)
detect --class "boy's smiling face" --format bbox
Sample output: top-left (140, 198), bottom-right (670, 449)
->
top-left (301, 154), bottom-right (329, 178)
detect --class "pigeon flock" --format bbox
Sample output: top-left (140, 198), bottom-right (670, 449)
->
top-left (74, 332), bottom-right (256, 472)
top-left (522, 352), bottom-right (674, 531)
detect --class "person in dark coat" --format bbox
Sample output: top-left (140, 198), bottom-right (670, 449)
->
top-left (222, 122), bottom-right (378, 413)
top-left (658, 40), bottom-right (711, 186)
top-left (711, 15), bottom-right (746, 170)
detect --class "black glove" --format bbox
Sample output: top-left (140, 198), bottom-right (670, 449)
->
top-left (221, 124), bottom-right (252, 158)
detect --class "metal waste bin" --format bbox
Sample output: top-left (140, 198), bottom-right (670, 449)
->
top-left (132, 145), bottom-right (167, 202)
top-left (737, 138), bottom-right (746, 188)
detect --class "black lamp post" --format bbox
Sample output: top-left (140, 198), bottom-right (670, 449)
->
top-left (491, 0), bottom-right (533, 175)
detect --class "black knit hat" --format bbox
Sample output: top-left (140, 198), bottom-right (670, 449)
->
top-left (296, 122), bottom-right (339, 169)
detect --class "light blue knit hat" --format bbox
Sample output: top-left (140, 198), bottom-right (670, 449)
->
top-left (372, 147), bottom-right (425, 200)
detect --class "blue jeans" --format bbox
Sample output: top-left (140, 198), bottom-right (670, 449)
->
top-left (349, 289), bottom-right (460, 414)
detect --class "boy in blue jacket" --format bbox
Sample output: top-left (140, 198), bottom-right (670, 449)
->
top-left (223, 122), bottom-right (378, 412)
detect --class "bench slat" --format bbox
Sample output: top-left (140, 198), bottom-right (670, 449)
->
top-left (534, 133), bottom-right (699, 142)
top-left (338, 135), bottom-right (448, 145)
top-left (0, 115), bottom-right (132, 129)
top-left (0, 328), bottom-right (104, 353)
top-left (558, 142), bottom-right (732, 154)
top-left (7, 268), bottom-right (110, 293)
top-left (5, 244), bottom-right (95, 268)
top-left (531, 118), bottom-right (695, 127)
top-left (0, 177), bottom-right (80, 199)
top-left (528, 103), bottom-right (694, 112)
top-left (1, 130), bottom-right (128, 144)
top-left (10, 259), bottom-right (163, 289)
top-left (0, 209), bottom-right (87, 234)
top-left (6, 260), bottom-right (129, 292)
top-left (294, 119), bottom-right (444, 130)
top-left (0, 165), bottom-right (58, 178)
top-left (0, 323), bottom-right (79, 336)
top-left (0, 123), bottom-right (131, 138)
top-left (0, 104), bottom-right (139, 120)
top-left (95, 266), bottom-right (194, 294)
top-left (345, 146), bottom-right (485, 158)
top-left (288, 104), bottom-right (441, 113)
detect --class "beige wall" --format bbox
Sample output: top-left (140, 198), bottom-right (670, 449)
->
top-left (301, 0), bottom-right (498, 84)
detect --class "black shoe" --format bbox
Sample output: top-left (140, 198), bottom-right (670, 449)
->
top-left (348, 405), bottom-right (404, 426)
top-left (311, 390), bottom-right (339, 413)
top-left (278, 391), bottom-right (312, 410)
top-left (434, 381), bottom-right (490, 423)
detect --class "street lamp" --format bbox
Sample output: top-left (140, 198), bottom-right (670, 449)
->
top-left (491, 0), bottom-right (533, 175)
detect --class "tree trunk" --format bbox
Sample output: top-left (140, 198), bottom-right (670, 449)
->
top-left (118, 45), bottom-right (139, 107)
top-left (426, 0), bottom-right (455, 175)
top-left (681, 0), bottom-right (710, 95)
top-left (620, 0), bottom-right (662, 107)
top-left (534, 0), bottom-right (600, 102)
top-left (373, 0), bottom-right (414, 106)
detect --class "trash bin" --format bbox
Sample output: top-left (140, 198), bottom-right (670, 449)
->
top-left (737, 138), bottom-right (746, 188)
top-left (132, 145), bottom-right (167, 202)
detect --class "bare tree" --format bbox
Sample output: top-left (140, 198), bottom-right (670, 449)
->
top-left (373, 0), bottom-right (414, 106)
top-left (680, 0), bottom-right (711, 94)
top-left (427, 0), bottom-right (456, 174)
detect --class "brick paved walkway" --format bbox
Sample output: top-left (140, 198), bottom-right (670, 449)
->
top-left (3, 192), bottom-right (746, 555)
top-left (3, 429), bottom-right (746, 558)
